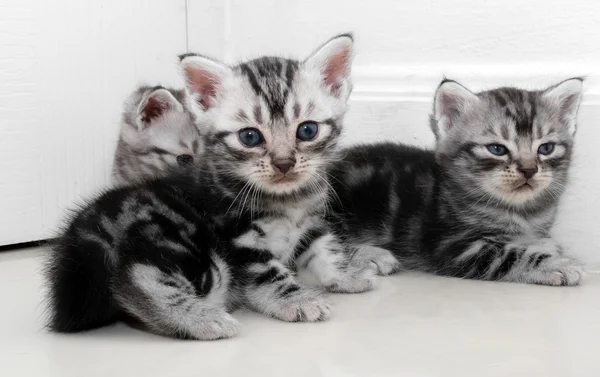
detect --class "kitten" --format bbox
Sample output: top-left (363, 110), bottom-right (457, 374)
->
top-left (112, 86), bottom-right (203, 185)
top-left (331, 78), bottom-right (586, 286)
top-left (45, 34), bottom-right (375, 341)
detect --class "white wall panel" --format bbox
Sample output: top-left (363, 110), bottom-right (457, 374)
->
top-left (0, 0), bottom-right (187, 245)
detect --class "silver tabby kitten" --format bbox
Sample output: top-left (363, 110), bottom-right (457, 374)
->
top-left (46, 34), bottom-right (375, 341)
top-left (179, 33), bottom-right (374, 294)
top-left (112, 86), bottom-right (203, 185)
top-left (332, 78), bottom-right (585, 286)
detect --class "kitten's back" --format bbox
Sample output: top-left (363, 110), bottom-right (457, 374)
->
top-left (330, 142), bottom-right (436, 249)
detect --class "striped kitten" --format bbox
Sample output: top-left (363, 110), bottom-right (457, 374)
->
top-left (333, 78), bottom-right (585, 286)
top-left (112, 86), bottom-right (203, 185)
top-left (45, 34), bottom-right (375, 340)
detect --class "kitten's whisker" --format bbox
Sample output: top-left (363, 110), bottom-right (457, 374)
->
top-left (238, 182), bottom-right (253, 218)
top-left (226, 180), bottom-right (252, 216)
top-left (314, 171), bottom-right (340, 207)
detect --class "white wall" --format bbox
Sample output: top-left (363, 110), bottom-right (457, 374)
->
top-left (188, 0), bottom-right (600, 99)
top-left (187, 0), bottom-right (600, 266)
top-left (0, 0), bottom-right (187, 245)
top-left (215, 0), bottom-right (600, 67)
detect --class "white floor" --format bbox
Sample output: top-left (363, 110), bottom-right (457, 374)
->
top-left (1, 247), bottom-right (599, 377)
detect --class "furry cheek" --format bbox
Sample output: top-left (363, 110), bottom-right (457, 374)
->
top-left (499, 167), bottom-right (523, 186)
top-left (529, 165), bottom-right (553, 189)
top-left (478, 172), bottom-right (507, 200)
top-left (294, 154), bottom-right (312, 173)
top-left (476, 167), bottom-right (519, 197)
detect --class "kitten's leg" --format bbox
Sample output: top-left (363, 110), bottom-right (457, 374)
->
top-left (295, 232), bottom-right (377, 293)
top-left (243, 254), bottom-right (332, 322)
top-left (349, 244), bottom-right (401, 276)
top-left (114, 254), bottom-right (240, 340)
top-left (448, 237), bottom-right (585, 286)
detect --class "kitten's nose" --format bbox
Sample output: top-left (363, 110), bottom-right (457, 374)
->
top-left (518, 166), bottom-right (538, 179)
top-left (272, 158), bottom-right (295, 174)
top-left (177, 154), bottom-right (194, 167)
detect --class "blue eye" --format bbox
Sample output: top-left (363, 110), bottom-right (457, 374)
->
top-left (486, 144), bottom-right (508, 156)
top-left (238, 128), bottom-right (262, 147)
top-left (538, 142), bottom-right (555, 155)
top-left (296, 122), bottom-right (319, 141)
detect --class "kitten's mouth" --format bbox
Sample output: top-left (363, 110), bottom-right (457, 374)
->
top-left (514, 181), bottom-right (534, 191)
top-left (270, 173), bottom-right (300, 185)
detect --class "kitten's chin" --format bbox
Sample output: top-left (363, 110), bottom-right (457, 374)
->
top-left (493, 182), bottom-right (547, 207)
top-left (502, 190), bottom-right (537, 206)
top-left (262, 181), bottom-right (305, 195)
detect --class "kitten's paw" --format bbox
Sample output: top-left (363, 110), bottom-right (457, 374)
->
top-left (524, 256), bottom-right (586, 286)
top-left (190, 312), bottom-right (241, 340)
top-left (325, 264), bottom-right (377, 293)
top-left (352, 245), bottom-right (401, 276)
top-left (274, 288), bottom-right (331, 322)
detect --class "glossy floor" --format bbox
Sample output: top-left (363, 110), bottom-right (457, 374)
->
top-left (1, 247), bottom-right (599, 377)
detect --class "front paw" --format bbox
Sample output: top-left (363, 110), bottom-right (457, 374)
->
top-left (351, 245), bottom-right (401, 276)
top-left (325, 264), bottom-right (377, 293)
top-left (273, 287), bottom-right (332, 322)
top-left (528, 255), bottom-right (586, 286)
top-left (193, 312), bottom-right (242, 340)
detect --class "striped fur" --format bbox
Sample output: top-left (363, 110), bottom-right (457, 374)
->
top-left (331, 78), bottom-right (586, 286)
top-left (112, 86), bottom-right (204, 185)
top-left (45, 34), bottom-right (375, 340)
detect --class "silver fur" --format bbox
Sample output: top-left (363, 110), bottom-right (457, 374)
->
top-left (112, 86), bottom-right (204, 185)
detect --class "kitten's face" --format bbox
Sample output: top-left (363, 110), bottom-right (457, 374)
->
top-left (432, 79), bottom-right (582, 207)
top-left (115, 87), bottom-right (204, 183)
top-left (181, 35), bottom-right (353, 195)
top-left (128, 110), bottom-right (203, 171)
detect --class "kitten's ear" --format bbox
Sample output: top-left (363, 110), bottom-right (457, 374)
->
top-left (136, 88), bottom-right (183, 130)
top-left (542, 78), bottom-right (583, 135)
top-left (304, 34), bottom-right (354, 96)
top-left (179, 54), bottom-right (232, 110)
top-left (432, 79), bottom-right (480, 139)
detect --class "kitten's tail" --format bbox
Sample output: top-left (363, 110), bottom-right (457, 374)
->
top-left (43, 231), bottom-right (119, 333)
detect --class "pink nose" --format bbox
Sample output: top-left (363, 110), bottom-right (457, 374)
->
top-left (272, 159), bottom-right (295, 174)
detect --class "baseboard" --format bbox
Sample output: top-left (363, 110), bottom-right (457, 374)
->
top-left (350, 64), bottom-right (600, 104)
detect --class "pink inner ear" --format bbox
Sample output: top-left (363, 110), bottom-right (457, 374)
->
top-left (140, 96), bottom-right (169, 124)
top-left (438, 92), bottom-right (461, 121)
top-left (558, 93), bottom-right (579, 114)
top-left (184, 65), bottom-right (220, 110)
top-left (323, 49), bottom-right (350, 93)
